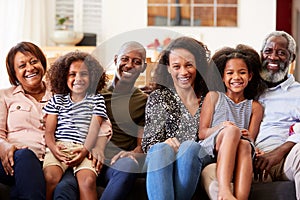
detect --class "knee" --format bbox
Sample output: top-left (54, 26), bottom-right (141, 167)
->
top-left (149, 142), bottom-right (173, 154)
top-left (220, 126), bottom-right (241, 141)
top-left (14, 149), bottom-right (36, 161)
top-left (111, 157), bottom-right (139, 173)
top-left (44, 169), bottom-right (61, 186)
top-left (177, 141), bottom-right (201, 159)
top-left (77, 173), bottom-right (96, 190)
top-left (238, 140), bottom-right (252, 155)
top-left (180, 140), bottom-right (200, 151)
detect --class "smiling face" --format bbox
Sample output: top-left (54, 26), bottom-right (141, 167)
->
top-left (114, 49), bottom-right (145, 85)
top-left (223, 58), bottom-right (252, 96)
top-left (260, 35), bottom-right (291, 83)
top-left (167, 48), bottom-right (197, 91)
top-left (67, 60), bottom-right (90, 101)
top-left (13, 51), bottom-right (45, 92)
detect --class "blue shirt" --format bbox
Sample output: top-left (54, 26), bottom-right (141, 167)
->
top-left (255, 75), bottom-right (300, 152)
top-left (43, 93), bottom-right (107, 144)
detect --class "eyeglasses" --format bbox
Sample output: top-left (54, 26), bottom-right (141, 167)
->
top-left (119, 56), bottom-right (143, 66)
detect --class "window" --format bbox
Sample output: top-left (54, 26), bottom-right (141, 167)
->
top-left (148, 0), bottom-right (238, 27)
top-left (56, 0), bottom-right (102, 44)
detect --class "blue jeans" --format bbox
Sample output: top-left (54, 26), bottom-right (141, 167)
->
top-left (97, 157), bottom-right (140, 200)
top-left (145, 140), bottom-right (210, 200)
top-left (0, 149), bottom-right (46, 200)
top-left (53, 168), bottom-right (78, 200)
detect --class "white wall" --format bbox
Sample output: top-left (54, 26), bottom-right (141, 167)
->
top-left (100, 0), bottom-right (276, 54)
top-left (0, 0), bottom-right (277, 89)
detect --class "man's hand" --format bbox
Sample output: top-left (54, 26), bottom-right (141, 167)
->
top-left (110, 150), bottom-right (138, 166)
top-left (254, 142), bottom-right (295, 181)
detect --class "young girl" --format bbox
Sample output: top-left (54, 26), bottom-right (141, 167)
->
top-left (199, 44), bottom-right (265, 200)
top-left (43, 51), bottom-right (111, 200)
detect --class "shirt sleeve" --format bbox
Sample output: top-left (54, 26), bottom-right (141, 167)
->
top-left (93, 94), bottom-right (108, 119)
top-left (286, 133), bottom-right (300, 144)
top-left (43, 95), bottom-right (60, 115)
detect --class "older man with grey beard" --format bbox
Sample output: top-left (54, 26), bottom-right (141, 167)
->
top-left (254, 31), bottom-right (300, 199)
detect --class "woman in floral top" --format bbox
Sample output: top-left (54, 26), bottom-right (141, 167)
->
top-left (142, 36), bottom-right (211, 200)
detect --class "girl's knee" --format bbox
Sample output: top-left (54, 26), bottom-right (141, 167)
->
top-left (77, 170), bottom-right (97, 189)
top-left (238, 140), bottom-right (252, 154)
top-left (220, 126), bottom-right (241, 140)
top-left (44, 168), bottom-right (62, 186)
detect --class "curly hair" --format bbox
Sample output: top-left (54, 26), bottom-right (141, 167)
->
top-left (6, 41), bottom-right (47, 86)
top-left (153, 36), bottom-right (210, 98)
top-left (47, 51), bottom-right (107, 95)
top-left (211, 44), bottom-right (266, 100)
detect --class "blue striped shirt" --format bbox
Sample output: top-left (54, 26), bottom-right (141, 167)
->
top-left (43, 93), bottom-right (107, 144)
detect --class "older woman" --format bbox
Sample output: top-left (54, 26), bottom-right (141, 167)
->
top-left (142, 36), bottom-right (211, 200)
top-left (0, 42), bottom-right (80, 200)
top-left (0, 41), bottom-right (50, 199)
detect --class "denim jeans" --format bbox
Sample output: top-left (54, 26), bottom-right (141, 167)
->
top-left (53, 168), bottom-right (78, 200)
top-left (0, 149), bottom-right (46, 200)
top-left (97, 157), bottom-right (140, 200)
top-left (145, 140), bottom-right (211, 200)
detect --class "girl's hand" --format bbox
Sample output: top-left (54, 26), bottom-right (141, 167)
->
top-left (164, 137), bottom-right (180, 153)
top-left (49, 143), bottom-right (70, 162)
top-left (241, 129), bottom-right (250, 139)
top-left (255, 147), bottom-right (265, 157)
top-left (64, 146), bottom-right (88, 167)
top-left (222, 121), bottom-right (236, 127)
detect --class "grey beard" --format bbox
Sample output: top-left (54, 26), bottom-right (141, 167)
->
top-left (259, 66), bottom-right (288, 83)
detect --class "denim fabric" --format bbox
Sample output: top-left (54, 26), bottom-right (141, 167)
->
top-left (145, 141), bottom-right (211, 200)
top-left (97, 157), bottom-right (140, 200)
top-left (53, 168), bottom-right (78, 200)
top-left (0, 149), bottom-right (46, 200)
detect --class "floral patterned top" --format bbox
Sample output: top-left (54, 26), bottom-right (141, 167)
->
top-left (142, 87), bottom-right (204, 153)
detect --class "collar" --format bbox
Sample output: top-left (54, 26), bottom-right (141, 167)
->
top-left (12, 84), bottom-right (25, 95)
top-left (268, 74), bottom-right (295, 91)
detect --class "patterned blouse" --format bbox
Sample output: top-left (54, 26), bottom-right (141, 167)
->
top-left (142, 87), bottom-right (204, 153)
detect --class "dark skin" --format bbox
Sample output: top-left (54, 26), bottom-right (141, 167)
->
top-left (254, 35), bottom-right (296, 181)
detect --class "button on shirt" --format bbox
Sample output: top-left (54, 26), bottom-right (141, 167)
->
top-left (0, 85), bottom-right (52, 160)
top-left (255, 75), bottom-right (300, 152)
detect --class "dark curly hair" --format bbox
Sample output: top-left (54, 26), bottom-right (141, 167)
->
top-left (211, 44), bottom-right (266, 100)
top-left (6, 41), bottom-right (47, 86)
top-left (47, 51), bottom-right (107, 95)
top-left (153, 36), bottom-right (210, 98)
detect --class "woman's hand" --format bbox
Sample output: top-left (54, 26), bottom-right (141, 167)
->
top-left (0, 144), bottom-right (22, 176)
top-left (164, 137), bottom-right (180, 153)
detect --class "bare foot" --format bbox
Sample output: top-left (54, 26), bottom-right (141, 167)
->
top-left (218, 190), bottom-right (237, 200)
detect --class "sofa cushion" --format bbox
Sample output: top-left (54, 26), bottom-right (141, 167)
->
top-left (249, 181), bottom-right (296, 200)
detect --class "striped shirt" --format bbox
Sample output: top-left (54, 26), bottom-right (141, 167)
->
top-left (212, 91), bottom-right (252, 129)
top-left (43, 93), bottom-right (107, 144)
